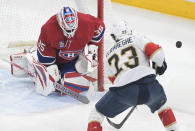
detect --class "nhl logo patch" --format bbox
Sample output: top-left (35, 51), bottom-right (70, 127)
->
top-left (59, 41), bottom-right (65, 48)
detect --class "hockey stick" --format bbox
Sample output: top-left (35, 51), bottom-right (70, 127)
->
top-left (106, 62), bottom-right (159, 128)
top-left (54, 81), bottom-right (89, 104)
top-left (1, 58), bottom-right (90, 104)
top-left (106, 105), bottom-right (137, 129)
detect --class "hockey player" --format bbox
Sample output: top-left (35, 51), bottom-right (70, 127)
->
top-left (87, 21), bottom-right (178, 131)
top-left (10, 6), bottom-right (105, 96)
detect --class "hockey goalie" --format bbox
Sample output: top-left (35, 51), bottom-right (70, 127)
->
top-left (10, 6), bottom-right (105, 97)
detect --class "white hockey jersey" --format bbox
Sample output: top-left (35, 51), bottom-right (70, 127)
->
top-left (105, 33), bottom-right (165, 87)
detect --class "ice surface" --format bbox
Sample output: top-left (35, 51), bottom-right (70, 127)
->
top-left (0, 2), bottom-right (195, 131)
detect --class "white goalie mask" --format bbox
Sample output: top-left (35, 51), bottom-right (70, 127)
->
top-left (57, 6), bottom-right (78, 38)
top-left (111, 21), bottom-right (132, 42)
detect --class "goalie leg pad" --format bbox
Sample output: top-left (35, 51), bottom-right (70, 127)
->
top-left (33, 64), bottom-right (60, 96)
top-left (63, 72), bottom-right (89, 93)
top-left (10, 53), bottom-right (29, 78)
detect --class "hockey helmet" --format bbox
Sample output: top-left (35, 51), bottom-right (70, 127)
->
top-left (111, 21), bottom-right (132, 42)
top-left (57, 6), bottom-right (78, 38)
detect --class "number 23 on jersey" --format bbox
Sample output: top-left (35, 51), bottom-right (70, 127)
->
top-left (107, 45), bottom-right (139, 77)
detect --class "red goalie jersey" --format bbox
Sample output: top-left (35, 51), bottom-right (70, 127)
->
top-left (37, 8), bottom-right (105, 65)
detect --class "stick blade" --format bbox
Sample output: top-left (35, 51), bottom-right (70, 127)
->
top-left (106, 106), bottom-right (137, 129)
top-left (106, 117), bottom-right (122, 129)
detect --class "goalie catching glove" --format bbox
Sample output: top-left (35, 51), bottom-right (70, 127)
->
top-left (75, 44), bottom-right (98, 74)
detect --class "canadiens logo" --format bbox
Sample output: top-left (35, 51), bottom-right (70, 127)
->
top-left (59, 41), bottom-right (65, 48)
top-left (59, 50), bottom-right (81, 60)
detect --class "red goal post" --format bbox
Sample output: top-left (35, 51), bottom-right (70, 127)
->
top-left (98, 0), bottom-right (104, 91)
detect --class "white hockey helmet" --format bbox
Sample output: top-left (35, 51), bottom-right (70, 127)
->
top-left (57, 6), bottom-right (78, 38)
top-left (111, 21), bottom-right (132, 42)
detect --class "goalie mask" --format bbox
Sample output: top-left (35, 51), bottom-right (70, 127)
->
top-left (57, 6), bottom-right (78, 38)
top-left (111, 21), bottom-right (132, 42)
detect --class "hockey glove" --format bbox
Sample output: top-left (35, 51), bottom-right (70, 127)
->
top-left (153, 60), bottom-right (167, 75)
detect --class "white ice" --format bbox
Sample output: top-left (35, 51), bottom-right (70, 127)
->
top-left (0, 2), bottom-right (195, 131)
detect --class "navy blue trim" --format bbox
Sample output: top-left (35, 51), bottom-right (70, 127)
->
top-left (37, 49), bottom-right (56, 64)
top-left (64, 82), bottom-right (88, 91)
top-left (92, 29), bottom-right (105, 42)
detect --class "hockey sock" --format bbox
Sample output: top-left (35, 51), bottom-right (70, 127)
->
top-left (158, 108), bottom-right (178, 131)
top-left (87, 121), bottom-right (102, 131)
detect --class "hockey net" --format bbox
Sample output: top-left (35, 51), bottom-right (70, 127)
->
top-left (0, 0), bottom-right (115, 91)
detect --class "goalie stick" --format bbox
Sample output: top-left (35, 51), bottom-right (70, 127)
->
top-left (106, 106), bottom-right (137, 129)
top-left (54, 81), bottom-right (89, 104)
top-left (1, 58), bottom-right (90, 104)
